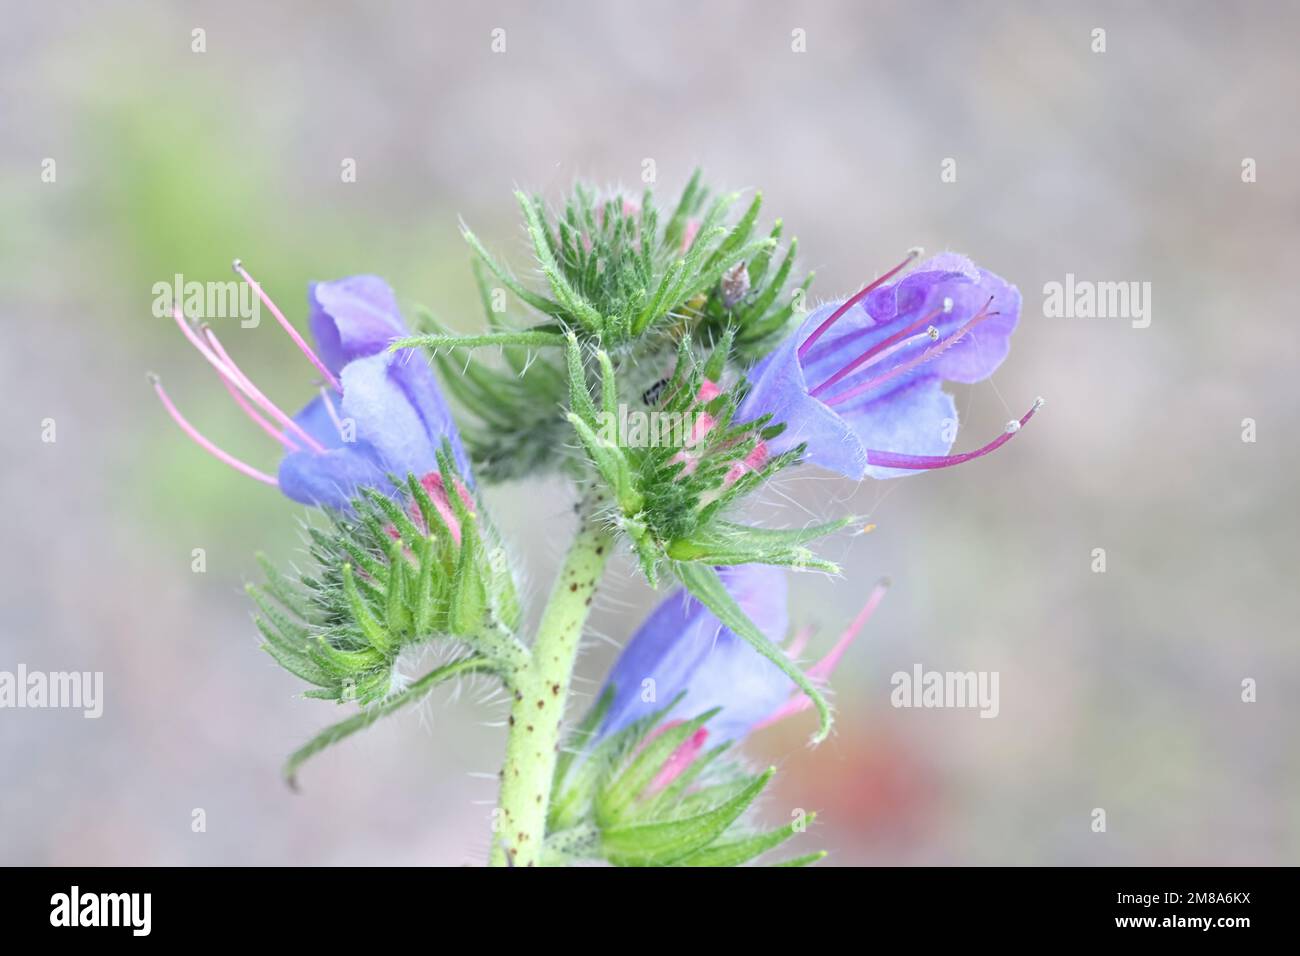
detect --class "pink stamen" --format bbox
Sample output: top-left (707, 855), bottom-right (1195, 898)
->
top-left (233, 259), bottom-right (342, 392)
top-left (805, 580), bottom-right (889, 682)
top-left (755, 579), bottom-right (890, 730)
top-left (319, 386), bottom-right (346, 439)
top-left (823, 297), bottom-right (997, 408)
top-left (219, 374), bottom-right (301, 452)
top-left (864, 398), bottom-right (1044, 471)
top-left (785, 624), bottom-right (815, 659)
top-left (198, 321), bottom-right (328, 454)
top-left (809, 303), bottom-right (947, 399)
top-left (171, 304), bottom-right (233, 374)
top-left (149, 374), bottom-right (278, 487)
top-left (797, 248), bottom-right (922, 360)
top-left (173, 307), bottom-right (309, 450)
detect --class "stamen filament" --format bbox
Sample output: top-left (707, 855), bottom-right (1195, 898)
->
top-left (805, 579), bottom-right (889, 682)
top-left (170, 306), bottom-right (321, 452)
top-left (198, 321), bottom-right (328, 454)
top-left (824, 297), bottom-right (997, 408)
top-left (233, 259), bottom-right (342, 392)
top-left (148, 374), bottom-right (279, 486)
top-left (784, 624), bottom-right (815, 659)
top-left (319, 386), bottom-right (346, 439)
top-left (810, 304), bottom-right (947, 398)
top-left (219, 375), bottom-right (301, 451)
top-left (754, 579), bottom-right (890, 730)
top-left (797, 248), bottom-right (922, 360)
top-left (864, 397), bottom-right (1045, 471)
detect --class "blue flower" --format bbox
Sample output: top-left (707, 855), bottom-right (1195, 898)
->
top-left (597, 564), bottom-right (886, 748)
top-left (738, 251), bottom-right (1041, 479)
top-left (151, 266), bottom-right (469, 509)
top-left (279, 276), bottom-right (470, 507)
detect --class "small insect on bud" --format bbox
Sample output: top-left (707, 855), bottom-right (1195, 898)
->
top-left (720, 262), bottom-right (751, 309)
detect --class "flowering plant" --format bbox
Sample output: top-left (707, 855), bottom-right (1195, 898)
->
top-left (151, 174), bottom-right (1038, 866)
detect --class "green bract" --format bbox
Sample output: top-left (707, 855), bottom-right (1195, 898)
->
top-left (249, 451), bottom-right (526, 787)
top-left (542, 692), bottom-right (823, 868)
top-left (391, 172), bottom-right (812, 482)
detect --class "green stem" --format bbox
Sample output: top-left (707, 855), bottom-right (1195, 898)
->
top-left (490, 499), bottom-right (612, 866)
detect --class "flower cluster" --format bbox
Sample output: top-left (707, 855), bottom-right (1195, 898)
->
top-left (151, 174), bottom-right (1038, 866)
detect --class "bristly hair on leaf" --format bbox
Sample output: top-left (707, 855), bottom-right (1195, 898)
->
top-left (562, 330), bottom-right (849, 588)
top-left (542, 694), bottom-right (822, 867)
top-left (392, 172), bottom-right (812, 483)
top-left (249, 461), bottom-right (529, 786)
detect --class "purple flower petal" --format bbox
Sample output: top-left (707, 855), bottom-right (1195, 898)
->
top-left (835, 376), bottom-right (959, 480)
top-left (598, 564), bottom-right (792, 744)
top-left (277, 340), bottom-right (471, 507)
top-left (387, 349), bottom-right (473, 481)
top-left (738, 321), bottom-right (869, 476)
top-left (290, 394), bottom-right (347, 451)
top-left (739, 254), bottom-right (1021, 480)
top-left (308, 276), bottom-right (409, 375)
top-left (279, 443), bottom-right (388, 509)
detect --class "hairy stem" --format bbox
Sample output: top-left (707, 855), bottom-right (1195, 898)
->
top-left (491, 498), bottom-right (612, 866)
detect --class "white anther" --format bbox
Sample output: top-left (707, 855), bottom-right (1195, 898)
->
top-left (1004, 420), bottom-right (1021, 434)
top-left (942, 297), bottom-right (954, 313)
top-left (926, 326), bottom-right (940, 340)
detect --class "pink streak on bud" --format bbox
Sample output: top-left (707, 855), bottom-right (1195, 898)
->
top-left (645, 724), bottom-right (711, 795)
top-left (419, 472), bottom-right (474, 546)
top-left (383, 472), bottom-right (475, 549)
top-left (681, 217), bottom-right (701, 253)
top-left (669, 380), bottom-right (724, 476)
top-left (723, 439), bottom-right (768, 486)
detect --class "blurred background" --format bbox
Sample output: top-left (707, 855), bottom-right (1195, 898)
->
top-left (2, 0), bottom-right (1297, 865)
